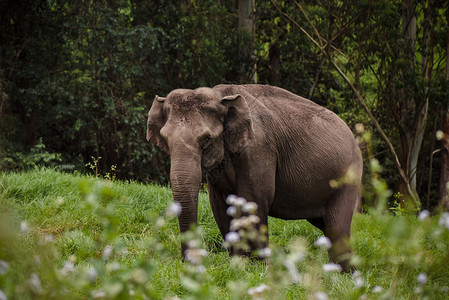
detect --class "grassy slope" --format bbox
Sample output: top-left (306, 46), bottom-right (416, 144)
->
top-left (0, 168), bottom-right (448, 299)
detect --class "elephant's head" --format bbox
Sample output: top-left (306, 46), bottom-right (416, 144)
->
top-left (146, 87), bottom-right (254, 255)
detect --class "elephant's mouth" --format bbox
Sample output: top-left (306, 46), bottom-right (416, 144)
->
top-left (201, 152), bottom-right (219, 172)
top-left (201, 141), bottom-right (224, 173)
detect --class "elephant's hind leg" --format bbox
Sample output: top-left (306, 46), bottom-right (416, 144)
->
top-left (322, 184), bottom-right (358, 271)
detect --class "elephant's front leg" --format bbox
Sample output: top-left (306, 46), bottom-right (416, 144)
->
top-left (207, 182), bottom-right (234, 244)
top-left (231, 153), bottom-right (276, 257)
top-left (208, 177), bottom-right (274, 258)
top-left (209, 184), bottom-right (271, 257)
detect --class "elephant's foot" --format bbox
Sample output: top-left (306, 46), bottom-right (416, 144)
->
top-left (328, 238), bottom-right (353, 272)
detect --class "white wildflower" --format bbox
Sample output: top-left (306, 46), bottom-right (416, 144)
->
top-left (231, 215), bottom-right (260, 230)
top-left (289, 269), bottom-right (302, 284)
top-left (155, 217), bottom-right (165, 228)
top-left (196, 265), bottom-right (206, 274)
top-left (28, 273), bottom-right (42, 294)
top-left (167, 202), bottom-right (182, 217)
top-left (291, 251), bottom-right (306, 263)
top-left (0, 261), bottom-right (9, 275)
top-left (314, 236), bottom-right (332, 249)
top-left (225, 231), bottom-right (240, 243)
top-left (287, 239), bottom-right (307, 263)
top-left (354, 275), bottom-right (364, 288)
top-left (283, 250), bottom-right (306, 283)
top-left (438, 213), bottom-right (449, 230)
top-left (102, 245), bottom-right (113, 260)
top-left (20, 221), bottom-right (29, 234)
top-left (226, 195), bottom-right (238, 205)
top-left (91, 290), bottom-right (106, 299)
top-left (44, 234), bottom-right (54, 243)
top-left (314, 291), bottom-right (329, 300)
top-left (372, 286), bottom-right (383, 294)
top-left (87, 266), bottom-right (98, 283)
top-left (187, 240), bottom-right (199, 249)
top-left (353, 271), bottom-right (365, 287)
top-left (258, 247), bottom-right (272, 259)
top-left (418, 210), bottom-right (430, 221)
top-left (436, 130), bottom-right (444, 140)
top-left (233, 197), bottom-right (246, 207)
top-left (284, 260), bottom-right (302, 284)
top-left (118, 246), bottom-right (129, 256)
top-left (248, 215), bottom-right (260, 224)
top-left (129, 290), bottom-right (135, 296)
top-left (0, 289), bottom-right (6, 300)
top-left (34, 255), bottom-right (41, 266)
top-left (185, 248), bottom-right (208, 265)
top-left (322, 263), bottom-right (342, 273)
top-left (40, 234), bottom-right (54, 245)
top-left (60, 260), bottom-right (75, 275)
top-left (55, 196), bottom-right (64, 206)
top-left (417, 273), bottom-right (428, 285)
top-left (248, 284), bottom-right (270, 299)
top-left (131, 268), bottom-right (147, 284)
top-left (226, 195), bottom-right (246, 207)
top-left (242, 202), bottom-right (258, 214)
top-left (230, 219), bottom-right (242, 231)
top-left (107, 261), bottom-right (121, 272)
top-left (226, 206), bottom-right (238, 217)
top-left (355, 123), bottom-right (365, 134)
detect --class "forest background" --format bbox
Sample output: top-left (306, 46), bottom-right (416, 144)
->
top-left (1, 0), bottom-right (448, 211)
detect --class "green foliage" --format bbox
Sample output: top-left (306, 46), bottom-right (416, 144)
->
top-left (4, 138), bottom-right (62, 170)
top-left (0, 0), bottom-right (254, 184)
top-left (0, 168), bottom-right (449, 299)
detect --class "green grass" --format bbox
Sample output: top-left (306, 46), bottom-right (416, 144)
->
top-left (0, 168), bottom-right (448, 299)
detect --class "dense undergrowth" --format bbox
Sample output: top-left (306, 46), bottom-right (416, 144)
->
top-left (0, 168), bottom-right (448, 299)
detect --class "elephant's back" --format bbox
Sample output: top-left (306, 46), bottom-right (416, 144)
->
top-left (214, 84), bottom-right (354, 142)
top-left (214, 84), bottom-right (334, 121)
top-left (214, 83), bottom-right (360, 159)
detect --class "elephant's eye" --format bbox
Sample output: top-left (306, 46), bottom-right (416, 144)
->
top-left (200, 135), bottom-right (212, 149)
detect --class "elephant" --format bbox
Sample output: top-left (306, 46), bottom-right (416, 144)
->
top-left (147, 84), bottom-right (362, 269)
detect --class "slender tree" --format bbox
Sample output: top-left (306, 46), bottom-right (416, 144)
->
top-left (440, 10), bottom-right (449, 208)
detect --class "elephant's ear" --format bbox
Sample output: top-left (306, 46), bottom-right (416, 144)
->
top-left (221, 94), bottom-right (254, 153)
top-left (147, 95), bottom-right (169, 154)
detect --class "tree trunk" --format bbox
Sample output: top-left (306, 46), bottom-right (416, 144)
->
top-left (439, 13), bottom-right (449, 209)
top-left (397, 0), bottom-right (424, 209)
top-left (269, 43), bottom-right (281, 86)
top-left (237, 0), bottom-right (256, 83)
top-left (440, 111), bottom-right (449, 209)
top-left (410, 100), bottom-right (428, 194)
top-left (237, 0), bottom-right (254, 31)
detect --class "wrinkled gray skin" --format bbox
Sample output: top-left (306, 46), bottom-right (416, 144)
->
top-left (147, 84), bottom-right (362, 269)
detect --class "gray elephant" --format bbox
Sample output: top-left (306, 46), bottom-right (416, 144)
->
top-left (147, 84), bottom-right (362, 269)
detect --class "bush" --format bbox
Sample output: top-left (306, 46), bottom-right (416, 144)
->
top-left (3, 138), bottom-right (63, 171)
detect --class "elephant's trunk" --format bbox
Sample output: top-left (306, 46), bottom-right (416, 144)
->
top-left (169, 144), bottom-right (202, 257)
